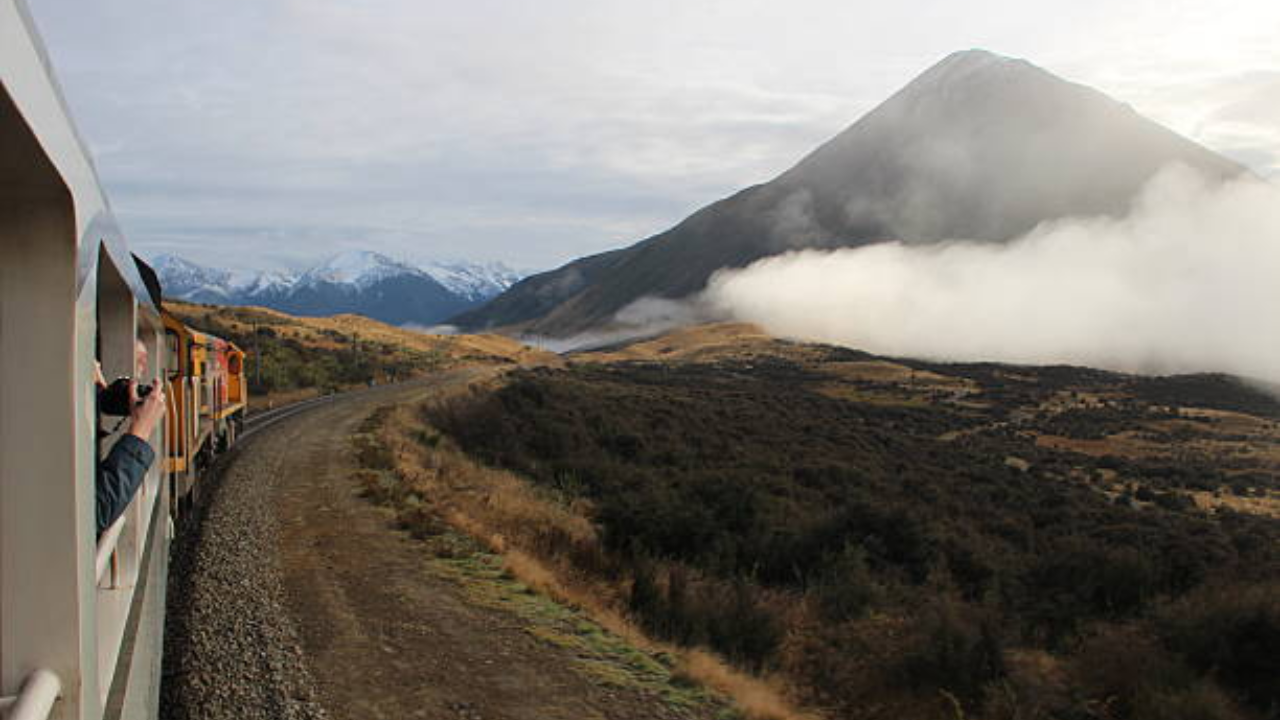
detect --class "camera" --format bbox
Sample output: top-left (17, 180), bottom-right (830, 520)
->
top-left (99, 377), bottom-right (153, 416)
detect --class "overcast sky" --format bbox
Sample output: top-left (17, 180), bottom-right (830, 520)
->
top-left (28, 0), bottom-right (1280, 274)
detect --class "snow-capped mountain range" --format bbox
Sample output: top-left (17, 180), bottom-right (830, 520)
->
top-left (150, 251), bottom-right (522, 326)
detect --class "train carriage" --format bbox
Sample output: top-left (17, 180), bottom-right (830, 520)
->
top-left (163, 313), bottom-right (246, 507)
top-left (1, 4), bottom-right (246, 718)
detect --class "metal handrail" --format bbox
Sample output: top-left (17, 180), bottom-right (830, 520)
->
top-left (95, 428), bottom-right (161, 585)
top-left (0, 668), bottom-right (61, 720)
top-left (95, 430), bottom-right (160, 585)
top-left (95, 512), bottom-right (126, 584)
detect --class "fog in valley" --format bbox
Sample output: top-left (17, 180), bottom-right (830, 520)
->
top-left (700, 165), bottom-right (1280, 384)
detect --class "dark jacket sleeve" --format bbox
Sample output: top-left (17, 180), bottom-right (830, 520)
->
top-left (97, 434), bottom-right (155, 537)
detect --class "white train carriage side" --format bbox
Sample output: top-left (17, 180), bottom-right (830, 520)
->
top-left (2, 3), bottom-right (176, 718)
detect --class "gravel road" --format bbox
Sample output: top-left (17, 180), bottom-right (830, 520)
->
top-left (160, 378), bottom-right (447, 720)
top-left (161, 369), bottom-right (717, 720)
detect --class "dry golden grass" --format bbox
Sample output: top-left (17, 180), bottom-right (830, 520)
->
top-left (676, 650), bottom-right (822, 720)
top-left (346, 322), bottom-right (1280, 719)
top-left (168, 300), bottom-right (563, 411)
top-left (584, 325), bottom-right (983, 416)
top-left (809, 360), bottom-right (980, 412)
top-left (585, 323), bottom-right (1280, 524)
top-left (1034, 410), bottom-right (1274, 458)
top-left (1188, 490), bottom-right (1280, 518)
top-left (581, 323), bottom-right (774, 363)
top-left (811, 383), bottom-right (931, 408)
top-left (820, 360), bottom-right (974, 391)
top-left (362, 394), bottom-right (819, 720)
top-left (1032, 407), bottom-right (1280, 518)
top-left (248, 385), bottom-right (326, 412)
top-left (168, 300), bottom-right (562, 368)
top-left (1032, 431), bottom-right (1166, 459)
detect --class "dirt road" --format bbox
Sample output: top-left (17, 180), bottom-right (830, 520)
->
top-left (163, 371), bottom-right (724, 720)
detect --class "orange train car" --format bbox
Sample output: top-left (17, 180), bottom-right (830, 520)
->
top-left (163, 311), bottom-right (247, 505)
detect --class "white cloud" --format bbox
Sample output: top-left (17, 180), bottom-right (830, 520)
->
top-left (26, 0), bottom-right (1280, 274)
top-left (706, 166), bottom-right (1280, 384)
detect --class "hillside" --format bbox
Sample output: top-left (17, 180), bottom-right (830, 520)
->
top-left (453, 50), bottom-right (1246, 337)
top-left (166, 301), bottom-right (558, 407)
top-left (391, 324), bottom-right (1280, 719)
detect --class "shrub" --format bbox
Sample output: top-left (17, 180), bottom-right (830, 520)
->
top-left (1131, 680), bottom-right (1249, 720)
top-left (898, 599), bottom-right (1006, 708)
top-left (1070, 624), bottom-right (1192, 717)
top-left (1158, 582), bottom-right (1280, 714)
top-left (424, 360), bottom-right (1280, 719)
top-left (813, 541), bottom-right (879, 622)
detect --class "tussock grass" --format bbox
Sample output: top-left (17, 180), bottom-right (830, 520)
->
top-left (352, 398), bottom-right (811, 720)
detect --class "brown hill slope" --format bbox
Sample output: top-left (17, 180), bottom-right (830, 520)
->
top-left (167, 301), bottom-right (559, 408)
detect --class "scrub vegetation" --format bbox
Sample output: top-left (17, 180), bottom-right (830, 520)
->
top-left (399, 330), bottom-right (1280, 720)
top-left (166, 301), bottom-right (556, 406)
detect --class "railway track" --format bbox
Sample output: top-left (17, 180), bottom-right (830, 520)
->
top-left (164, 368), bottom-right (714, 720)
top-left (240, 382), bottom-right (415, 440)
top-left (240, 394), bottom-right (338, 440)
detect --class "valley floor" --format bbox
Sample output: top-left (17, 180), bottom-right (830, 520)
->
top-left (162, 372), bottom-right (727, 720)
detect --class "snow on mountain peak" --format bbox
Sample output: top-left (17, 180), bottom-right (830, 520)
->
top-left (152, 253), bottom-right (230, 282)
top-left (150, 253), bottom-right (236, 301)
top-left (234, 269), bottom-right (294, 296)
top-left (298, 250), bottom-right (424, 290)
top-left (421, 259), bottom-right (522, 301)
top-left (148, 251), bottom-right (524, 320)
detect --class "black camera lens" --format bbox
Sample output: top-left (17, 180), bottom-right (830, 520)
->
top-left (99, 378), bottom-right (133, 416)
top-left (99, 377), bottom-right (152, 416)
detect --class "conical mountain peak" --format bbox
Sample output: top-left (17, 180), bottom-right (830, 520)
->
top-left (456, 51), bottom-right (1248, 336)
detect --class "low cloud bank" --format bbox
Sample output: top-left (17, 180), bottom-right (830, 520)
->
top-left (401, 323), bottom-right (460, 335)
top-left (703, 166), bottom-right (1280, 384)
top-left (526, 297), bottom-right (714, 353)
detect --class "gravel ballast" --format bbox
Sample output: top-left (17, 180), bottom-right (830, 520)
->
top-left (161, 419), bottom-right (329, 720)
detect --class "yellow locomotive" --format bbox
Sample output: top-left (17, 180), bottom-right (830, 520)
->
top-left (163, 312), bottom-right (247, 505)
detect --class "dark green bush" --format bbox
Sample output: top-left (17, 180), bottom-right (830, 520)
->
top-left (898, 599), bottom-right (1006, 708)
top-left (426, 360), bottom-right (1280, 719)
top-left (1158, 583), bottom-right (1280, 714)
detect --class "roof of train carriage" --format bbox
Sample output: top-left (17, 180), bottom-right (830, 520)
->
top-left (161, 313), bottom-right (226, 354)
top-left (132, 252), bottom-right (165, 308)
top-left (0, 0), bottom-right (160, 314)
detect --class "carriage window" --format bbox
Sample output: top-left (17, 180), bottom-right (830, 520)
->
top-left (166, 330), bottom-right (181, 378)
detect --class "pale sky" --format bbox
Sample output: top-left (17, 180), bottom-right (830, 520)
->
top-left (28, 0), bottom-right (1280, 274)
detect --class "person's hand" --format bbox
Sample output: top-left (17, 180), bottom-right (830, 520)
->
top-left (127, 378), bottom-right (167, 441)
top-left (93, 360), bottom-right (107, 390)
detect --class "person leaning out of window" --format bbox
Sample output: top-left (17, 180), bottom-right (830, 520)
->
top-left (94, 341), bottom-right (167, 537)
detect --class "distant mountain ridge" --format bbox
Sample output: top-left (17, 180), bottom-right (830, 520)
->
top-left (152, 251), bottom-right (522, 326)
top-left (453, 49), bottom-right (1247, 336)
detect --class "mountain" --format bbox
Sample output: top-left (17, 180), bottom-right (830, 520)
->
top-left (422, 260), bottom-right (523, 303)
top-left (151, 254), bottom-right (238, 304)
top-left (453, 49), bottom-right (1248, 336)
top-left (151, 251), bottom-right (522, 327)
top-left (271, 251), bottom-right (469, 326)
top-left (295, 250), bottom-right (426, 290)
